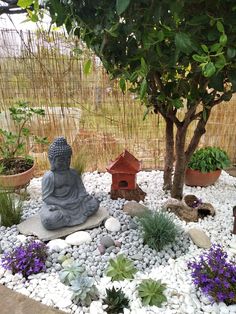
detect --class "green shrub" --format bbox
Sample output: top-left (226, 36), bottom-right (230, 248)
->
top-left (0, 191), bottom-right (23, 227)
top-left (138, 279), bottom-right (167, 307)
top-left (59, 261), bottom-right (86, 286)
top-left (188, 146), bottom-right (230, 173)
top-left (138, 211), bottom-right (180, 251)
top-left (70, 276), bottom-right (99, 306)
top-left (106, 254), bottom-right (137, 281)
top-left (103, 287), bottom-right (130, 314)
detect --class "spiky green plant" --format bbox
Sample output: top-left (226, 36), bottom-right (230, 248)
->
top-left (138, 279), bottom-right (167, 307)
top-left (138, 210), bottom-right (180, 251)
top-left (106, 254), bottom-right (137, 281)
top-left (59, 261), bottom-right (86, 286)
top-left (0, 191), bottom-right (23, 227)
top-left (103, 287), bottom-right (130, 314)
top-left (70, 276), bottom-right (99, 306)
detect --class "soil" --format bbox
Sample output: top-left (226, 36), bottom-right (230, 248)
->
top-left (0, 158), bottom-right (34, 175)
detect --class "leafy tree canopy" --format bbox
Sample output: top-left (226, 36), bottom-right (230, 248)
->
top-left (16, 0), bottom-right (236, 198)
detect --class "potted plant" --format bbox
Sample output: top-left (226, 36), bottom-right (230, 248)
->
top-left (0, 101), bottom-right (48, 190)
top-left (185, 146), bottom-right (230, 187)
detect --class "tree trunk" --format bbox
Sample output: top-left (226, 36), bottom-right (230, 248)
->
top-left (163, 117), bottom-right (174, 191)
top-left (171, 109), bottom-right (212, 199)
top-left (171, 126), bottom-right (187, 199)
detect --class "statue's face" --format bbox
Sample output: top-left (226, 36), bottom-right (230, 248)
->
top-left (51, 155), bottom-right (71, 171)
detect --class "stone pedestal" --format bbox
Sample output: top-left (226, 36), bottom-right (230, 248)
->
top-left (110, 184), bottom-right (146, 202)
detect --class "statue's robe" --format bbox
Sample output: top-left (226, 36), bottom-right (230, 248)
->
top-left (40, 169), bottom-right (99, 230)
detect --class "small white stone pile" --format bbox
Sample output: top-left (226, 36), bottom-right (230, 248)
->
top-left (0, 170), bottom-right (236, 314)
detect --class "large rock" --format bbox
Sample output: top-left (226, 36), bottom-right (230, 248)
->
top-left (188, 228), bottom-right (211, 249)
top-left (65, 231), bottom-right (92, 246)
top-left (104, 217), bottom-right (121, 232)
top-left (17, 206), bottom-right (109, 241)
top-left (123, 201), bottom-right (149, 217)
top-left (47, 239), bottom-right (69, 252)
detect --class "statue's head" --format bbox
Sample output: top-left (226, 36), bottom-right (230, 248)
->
top-left (48, 137), bottom-right (72, 171)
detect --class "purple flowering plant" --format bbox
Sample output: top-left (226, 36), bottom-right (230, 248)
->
top-left (1, 239), bottom-right (48, 278)
top-left (188, 244), bottom-right (236, 305)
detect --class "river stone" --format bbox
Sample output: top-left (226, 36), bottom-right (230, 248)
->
top-left (100, 235), bottom-right (115, 248)
top-left (65, 231), bottom-right (92, 246)
top-left (188, 228), bottom-right (211, 249)
top-left (229, 238), bottom-right (236, 250)
top-left (104, 217), bottom-right (121, 232)
top-left (47, 239), bottom-right (69, 252)
top-left (123, 201), bottom-right (149, 217)
top-left (17, 206), bottom-right (109, 241)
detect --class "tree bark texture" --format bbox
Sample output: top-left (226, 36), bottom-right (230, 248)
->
top-left (163, 117), bottom-right (174, 191)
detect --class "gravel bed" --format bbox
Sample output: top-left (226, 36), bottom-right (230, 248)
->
top-left (0, 170), bottom-right (236, 314)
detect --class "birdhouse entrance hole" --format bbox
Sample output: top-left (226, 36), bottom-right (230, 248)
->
top-left (118, 180), bottom-right (128, 188)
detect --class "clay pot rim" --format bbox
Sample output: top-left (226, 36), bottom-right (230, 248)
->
top-left (0, 157), bottom-right (35, 178)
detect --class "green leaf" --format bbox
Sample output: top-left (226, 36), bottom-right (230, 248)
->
top-left (201, 44), bottom-right (208, 53)
top-left (116, 0), bottom-right (131, 15)
top-left (216, 21), bottom-right (224, 33)
top-left (17, 0), bottom-right (33, 8)
top-left (192, 54), bottom-right (208, 63)
top-left (119, 78), bottom-right (126, 93)
top-left (140, 79), bottom-right (147, 100)
top-left (215, 54), bottom-right (226, 70)
top-left (175, 32), bottom-right (193, 54)
top-left (203, 62), bottom-right (216, 77)
top-left (172, 98), bottom-right (183, 109)
top-left (210, 43), bottom-right (221, 53)
top-left (227, 47), bottom-right (236, 59)
top-left (140, 57), bottom-right (148, 76)
top-left (83, 59), bottom-right (92, 75)
top-left (220, 34), bottom-right (227, 46)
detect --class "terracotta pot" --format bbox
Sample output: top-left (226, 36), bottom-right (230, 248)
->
top-left (185, 168), bottom-right (222, 187)
top-left (0, 161), bottom-right (35, 190)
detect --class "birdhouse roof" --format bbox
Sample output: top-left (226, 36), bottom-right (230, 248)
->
top-left (106, 150), bottom-right (141, 174)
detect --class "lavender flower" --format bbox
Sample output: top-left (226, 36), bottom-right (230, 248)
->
top-left (1, 239), bottom-right (48, 278)
top-left (188, 244), bottom-right (236, 305)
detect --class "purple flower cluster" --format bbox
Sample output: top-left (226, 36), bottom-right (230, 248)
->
top-left (191, 198), bottom-right (203, 208)
top-left (1, 239), bottom-right (48, 278)
top-left (188, 244), bottom-right (236, 305)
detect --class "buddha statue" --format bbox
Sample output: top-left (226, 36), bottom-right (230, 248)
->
top-left (40, 137), bottom-right (99, 230)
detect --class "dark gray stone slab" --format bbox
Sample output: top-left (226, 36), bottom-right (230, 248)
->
top-left (17, 207), bottom-right (109, 241)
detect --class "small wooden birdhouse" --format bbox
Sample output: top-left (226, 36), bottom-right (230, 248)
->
top-left (107, 150), bottom-right (141, 190)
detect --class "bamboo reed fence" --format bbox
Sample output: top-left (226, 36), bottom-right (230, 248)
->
top-left (0, 29), bottom-right (235, 174)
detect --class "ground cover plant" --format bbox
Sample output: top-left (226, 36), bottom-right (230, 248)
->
top-left (19, 0), bottom-right (236, 199)
top-left (138, 279), bottom-right (167, 307)
top-left (102, 287), bottom-right (130, 314)
top-left (70, 276), bottom-right (99, 306)
top-left (59, 261), bottom-right (86, 286)
top-left (1, 239), bottom-right (48, 278)
top-left (0, 191), bottom-right (23, 227)
top-left (188, 244), bottom-right (236, 305)
top-left (106, 254), bottom-right (137, 281)
top-left (138, 211), bottom-right (181, 251)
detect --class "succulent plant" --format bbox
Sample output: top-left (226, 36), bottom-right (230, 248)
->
top-left (70, 276), bottom-right (99, 306)
top-left (103, 287), bottom-right (130, 314)
top-left (138, 279), bottom-right (167, 307)
top-left (106, 254), bottom-right (137, 281)
top-left (138, 210), bottom-right (180, 251)
top-left (59, 261), bottom-right (86, 286)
